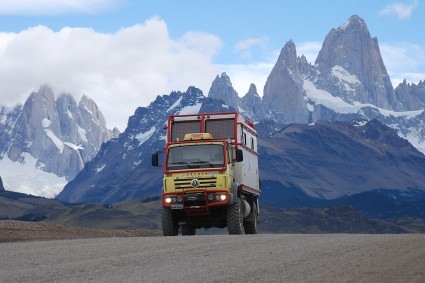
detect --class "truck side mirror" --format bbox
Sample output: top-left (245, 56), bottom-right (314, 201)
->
top-left (236, 148), bottom-right (243, 162)
top-left (152, 152), bottom-right (159, 167)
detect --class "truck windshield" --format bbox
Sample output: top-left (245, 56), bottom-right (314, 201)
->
top-left (166, 144), bottom-right (225, 171)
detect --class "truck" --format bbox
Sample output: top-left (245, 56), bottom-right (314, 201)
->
top-left (152, 112), bottom-right (260, 235)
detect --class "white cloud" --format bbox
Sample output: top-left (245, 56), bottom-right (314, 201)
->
top-left (0, 18), bottom-right (222, 130)
top-left (0, 0), bottom-right (120, 15)
top-left (234, 37), bottom-right (269, 59)
top-left (379, 0), bottom-right (418, 19)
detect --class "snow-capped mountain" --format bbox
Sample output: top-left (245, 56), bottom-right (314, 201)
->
top-left (0, 85), bottom-right (115, 197)
top-left (213, 15), bottom-right (425, 154)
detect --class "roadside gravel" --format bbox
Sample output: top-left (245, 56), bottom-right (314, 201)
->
top-left (0, 220), bottom-right (160, 243)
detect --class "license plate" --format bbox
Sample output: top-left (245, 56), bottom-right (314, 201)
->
top-left (171, 204), bottom-right (183, 209)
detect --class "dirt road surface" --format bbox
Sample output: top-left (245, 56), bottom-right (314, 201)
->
top-left (1, 233), bottom-right (425, 282)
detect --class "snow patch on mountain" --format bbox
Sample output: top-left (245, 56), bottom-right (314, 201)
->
top-left (331, 65), bottom-right (361, 85)
top-left (135, 126), bottom-right (156, 146)
top-left (179, 102), bottom-right (202, 115)
top-left (78, 126), bottom-right (88, 143)
top-left (83, 106), bottom-right (93, 114)
top-left (377, 108), bottom-right (424, 118)
top-left (303, 79), bottom-right (355, 113)
top-left (45, 129), bottom-right (64, 153)
top-left (64, 142), bottom-right (83, 151)
top-left (96, 164), bottom-right (106, 173)
top-left (0, 153), bottom-right (67, 198)
top-left (67, 110), bottom-right (74, 119)
top-left (41, 118), bottom-right (52, 128)
top-left (167, 97), bottom-right (183, 113)
top-left (405, 134), bottom-right (425, 155)
top-left (304, 79), bottom-right (425, 120)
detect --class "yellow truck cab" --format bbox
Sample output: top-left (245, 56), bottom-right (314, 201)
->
top-left (152, 112), bottom-right (260, 235)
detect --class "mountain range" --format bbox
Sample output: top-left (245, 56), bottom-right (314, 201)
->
top-left (1, 15), bottom-right (425, 224)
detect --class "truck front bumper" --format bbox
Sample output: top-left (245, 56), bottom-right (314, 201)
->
top-left (162, 190), bottom-right (230, 209)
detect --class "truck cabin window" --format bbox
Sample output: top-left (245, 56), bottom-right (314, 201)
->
top-left (167, 144), bottom-right (224, 170)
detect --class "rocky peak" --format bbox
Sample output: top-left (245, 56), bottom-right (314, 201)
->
top-left (316, 15), bottom-right (373, 73)
top-left (395, 79), bottom-right (425, 109)
top-left (262, 40), bottom-right (309, 123)
top-left (339, 15), bottom-right (368, 32)
top-left (315, 15), bottom-right (399, 110)
top-left (111, 127), bottom-right (121, 138)
top-left (208, 72), bottom-right (239, 109)
top-left (242, 84), bottom-right (261, 106)
top-left (186, 86), bottom-right (204, 98)
top-left (26, 85), bottom-right (58, 124)
top-left (277, 40), bottom-right (299, 75)
top-left (240, 83), bottom-right (264, 122)
top-left (79, 95), bottom-right (107, 127)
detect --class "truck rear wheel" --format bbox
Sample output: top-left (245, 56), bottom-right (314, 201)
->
top-left (162, 207), bottom-right (178, 236)
top-left (181, 225), bottom-right (196, 236)
top-left (244, 201), bottom-right (258, 234)
top-left (227, 197), bottom-right (243, 235)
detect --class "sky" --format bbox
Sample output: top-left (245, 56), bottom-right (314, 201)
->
top-left (0, 0), bottom-right (424, 131)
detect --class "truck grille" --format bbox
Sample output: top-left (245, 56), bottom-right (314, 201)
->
top-left (174, 176), bottom-right (217, 189)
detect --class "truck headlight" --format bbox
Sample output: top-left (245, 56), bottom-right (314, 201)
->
top-left (165, 197), bottom-right (172, 204)
top-left (207, 193), bottom-right (228, 204)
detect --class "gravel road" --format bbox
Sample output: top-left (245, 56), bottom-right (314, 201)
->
top-left (1, 234), bottom-right (425, 282)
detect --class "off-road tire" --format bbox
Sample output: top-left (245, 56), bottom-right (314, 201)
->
top-left (181, 225), bottom-right (196, 236)
top-left (162, 207), bottom-right (178, 236)
top-left (244, 201), bottom-right (258, 234)
top-left (227, 197), bottom-right (243, 235)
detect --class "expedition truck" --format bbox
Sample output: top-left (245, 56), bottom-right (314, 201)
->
top-left (152, 112), bottom-right (260, 236)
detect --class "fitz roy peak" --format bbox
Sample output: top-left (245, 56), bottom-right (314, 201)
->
top-left (214, 15), bottom-right (425, 153)
top-left (261, 15), bottom-right (405, 125)
top-left (315, 15), bottom-right (399, 110)
top-left (0, 85), bottom-right (114, 197)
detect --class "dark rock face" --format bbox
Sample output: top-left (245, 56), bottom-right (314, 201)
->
top-left (0, 86), bottom-right (113, 181)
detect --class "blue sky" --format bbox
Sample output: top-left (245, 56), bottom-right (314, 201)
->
top-left (0, 0), bottom-right (424, 130)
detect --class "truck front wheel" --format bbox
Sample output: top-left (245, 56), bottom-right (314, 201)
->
top-left (162, 207), bottom-right (178, 236)
top-left (227, 197), bottom-right (243, 235)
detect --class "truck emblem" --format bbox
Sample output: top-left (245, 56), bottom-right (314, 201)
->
top-left (191, 179), bottom-right (199, 187)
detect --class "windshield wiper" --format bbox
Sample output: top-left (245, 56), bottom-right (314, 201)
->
top-left (189, 161), bottom-right (214, 168)
top-left (170, 161), bottom-right (193, 168)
